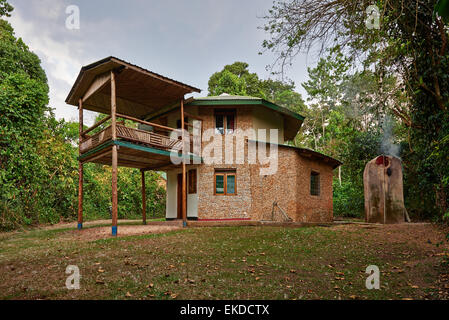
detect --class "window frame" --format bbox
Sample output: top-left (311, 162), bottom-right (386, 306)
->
top-left (310, 170), bottom-right (321, 196)
top-left (214, 109), bottom-right (236, 135)
top-left (188, 169), bottom-right (197, 194)
top-left (214, 169), bottom-right (237, 196)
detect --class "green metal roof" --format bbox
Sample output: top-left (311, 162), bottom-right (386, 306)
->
top-left (187, 95), bottom-right (305, 121)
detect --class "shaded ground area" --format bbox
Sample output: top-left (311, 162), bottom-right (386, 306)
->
top-left (0, 221), bottom-right (448, 300)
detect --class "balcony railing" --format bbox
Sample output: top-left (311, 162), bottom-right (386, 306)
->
top-left (79, 114), bottom-right (201, 156)
top-left (80, 123), bottom-right (185, 154)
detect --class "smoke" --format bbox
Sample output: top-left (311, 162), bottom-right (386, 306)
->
top-left (379, 115), bottom-right (401, 158)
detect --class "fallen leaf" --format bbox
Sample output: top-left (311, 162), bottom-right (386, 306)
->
top-left (125, 292), bottom-right (132, 297)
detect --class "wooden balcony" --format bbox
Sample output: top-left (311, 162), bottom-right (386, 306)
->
top-left (66, 56), bottom-right (202, 233)
top-left (80, 123), bottom-right (183, 155)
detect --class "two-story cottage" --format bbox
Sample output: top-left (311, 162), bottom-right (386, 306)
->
top-left (152, 94), bottom-right (341, 223)
top-left (66, 57), bottom-right (341, 235)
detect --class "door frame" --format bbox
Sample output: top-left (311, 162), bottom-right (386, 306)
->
top-left (177, 173), bottom-right (187, 219)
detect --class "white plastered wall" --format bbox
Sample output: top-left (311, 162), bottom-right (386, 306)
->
top-left (252, 107), bottom-right (285, 144)
top-left (165, 167), bottom-right (199, 219)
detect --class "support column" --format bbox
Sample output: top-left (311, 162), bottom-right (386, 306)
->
top-left (78, 99), bottom-right (83, 230)
top-left (141, 170), bottom-right (147, 225)
top-left (111, 71), bottom-right (118, 236)
top-left (181, 98), bottom-right (187, 227)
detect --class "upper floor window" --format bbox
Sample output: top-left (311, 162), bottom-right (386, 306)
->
top-left (310, 171), bottom-right (320, 196)
top-left (215, 109), bottom-right (235, 135)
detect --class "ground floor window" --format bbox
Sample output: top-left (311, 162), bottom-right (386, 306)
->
top-left (310, 171), bottom-right (320, 196)
top-left (214, 169), bottom-right (236, 195)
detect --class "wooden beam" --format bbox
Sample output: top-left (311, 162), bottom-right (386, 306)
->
top-left (183, 111), bottom-right (205, 122)
top-left (111, 71), bottom-right (118, 236)
top-left (111, 72), bottom-right (117, 141)
top-left (82, 149), bottom-right (113, 164)
top-left (78, 98), bottom-right (84, 230)
top-left (141, 170), bottom-right (147, 225)
top-left (110, 57), bottom-right (201, 93)
top-left (143, 97), bottom-right (195, 121)
top-left (81, 115), bottom-right (111, 137)
top-left (118, 153), bottom-right (161, 165)
top-left (142, 162), bottom-right (171, 171)
top-left (116, 113), bottom-right (176, 132)
top-left (83, 72), bottom-right (111, 102)
top-left (181, 98), bottom-right (187, 227)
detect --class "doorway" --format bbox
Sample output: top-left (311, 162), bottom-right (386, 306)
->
top-left (177, 173), bottom-right (187, 219)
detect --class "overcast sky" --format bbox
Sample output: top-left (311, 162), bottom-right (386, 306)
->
top-left (7, 0), bottom-right (315, 125)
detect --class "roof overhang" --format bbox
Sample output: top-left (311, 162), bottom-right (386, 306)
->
top-left (248, 140), bottom-right (342, 169)
top-left (66, 56), bottom-right (201, 118)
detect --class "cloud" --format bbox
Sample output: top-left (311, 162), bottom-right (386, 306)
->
top-left (6, 0), bottom-right (312, 124)
top-left (7, 1), bottom-right (100, 124)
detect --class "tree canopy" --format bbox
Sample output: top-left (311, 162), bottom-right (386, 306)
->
top-left (208, 61), bottom-right (306, 114)
top-left (262, 0), bottom-right (449, 219)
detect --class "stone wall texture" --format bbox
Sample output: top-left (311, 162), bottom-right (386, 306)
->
top-left (193, 105), bottom-right (335, 222)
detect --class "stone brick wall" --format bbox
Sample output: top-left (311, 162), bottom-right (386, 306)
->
top-left (197, 106), bottom-right (253, 220)
top-left (294, 155), bottom-right (334, 222)
top-left (193, 105), bottom-right (335, 222)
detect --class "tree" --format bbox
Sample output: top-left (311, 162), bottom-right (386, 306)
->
top-left (0, 0), bottom-right (12, 17)
top-left (0, 2), bottom-right (53, 228)
top-left (208, 61), bottom-right (306, 113)
top-left (208, 62), bottom-right (261, 97)
top-left (262, 0), bottom-right (449, 219)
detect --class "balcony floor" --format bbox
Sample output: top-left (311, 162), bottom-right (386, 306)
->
top-left (79, 139), bottom-right (201, 170)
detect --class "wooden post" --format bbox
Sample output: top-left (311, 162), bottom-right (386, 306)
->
top-left (111, 71), bottom-right (118, 236)
top-left (181, 98), bottom-right (187, 227)
top-left (141, 170), bottom-right (147, 225)
top-left (78, 99), bottom-right (84, 230)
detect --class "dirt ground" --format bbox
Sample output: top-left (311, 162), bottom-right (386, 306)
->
top-left (0, 221), bottom-right (448, 300)
top-left (63, 225), bottom-right (182, 241)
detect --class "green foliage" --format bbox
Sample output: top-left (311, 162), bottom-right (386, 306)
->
top-left (435, 0), bottom-right (449, 23)
top-left (0, 0), bottom-right (12, 18)
top-left (262, 0), bottom-right (449, 221)
top-left (208, 61), bottom-right (306, 113)
top-left (0, 7), bottom-right (166, 231)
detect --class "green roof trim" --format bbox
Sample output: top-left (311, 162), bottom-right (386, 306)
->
top-left (78, 140), bottom-right (202, 163)
top-left (78, 140), bottom-right (114, 161)
top-left (248, 139), bottom-right (342, 169)
top-left (114, 140), bottom-right (202, 162)
top-left (187, 98), bottom-right (305, 121)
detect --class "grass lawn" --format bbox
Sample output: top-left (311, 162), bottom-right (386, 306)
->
top-left (0, 221), bottom-right (448, 300)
